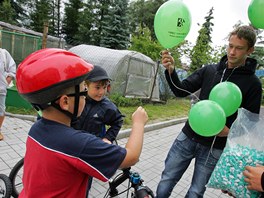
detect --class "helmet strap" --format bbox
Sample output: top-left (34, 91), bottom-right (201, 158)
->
top-left (51, 85), bottom-right (80, 120)
top-left (73, 85), bottom-right (80, 119)
top-left (32, 85), bottom-right (81, 120)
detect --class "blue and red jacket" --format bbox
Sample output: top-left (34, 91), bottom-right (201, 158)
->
top-left (19, 118), bottom-right (126, 198)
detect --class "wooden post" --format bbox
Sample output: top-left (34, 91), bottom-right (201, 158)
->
top-left (149, 60), bottom-right (160, 102)
top-left (42, 21), bottom-right (49, 49)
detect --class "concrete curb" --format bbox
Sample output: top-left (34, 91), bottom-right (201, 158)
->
top-left (117, 117), bottom-right (187, 140)
top-left (5, 112), bottom-right (188, 140)
top-left (6, 112), bottom-right (37, 122)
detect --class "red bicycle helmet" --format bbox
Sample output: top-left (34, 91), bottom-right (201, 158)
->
top-left (16, 48), bottom-right (93, 106)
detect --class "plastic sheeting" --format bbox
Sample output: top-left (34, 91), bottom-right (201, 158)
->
top-left (69, 44), bottom-right (160, 101)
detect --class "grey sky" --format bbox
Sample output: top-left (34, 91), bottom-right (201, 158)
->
top-left (183, 0), bottom-right (255, 46)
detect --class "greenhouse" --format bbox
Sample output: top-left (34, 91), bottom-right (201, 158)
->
top-left (69, 44), bottom-right (160, 101)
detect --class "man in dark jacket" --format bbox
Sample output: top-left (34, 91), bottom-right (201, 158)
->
top-left (156, 25), bottom-right (262, 198)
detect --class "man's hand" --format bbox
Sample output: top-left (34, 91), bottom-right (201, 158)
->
top-left (221, 190), bottom-right (235, 197)
top-left (217, 126), bottom-right (229, 137)
top-left (244, 165), bottom-right (264, 192)
top-left (161, 50), bottom-right (175, 75)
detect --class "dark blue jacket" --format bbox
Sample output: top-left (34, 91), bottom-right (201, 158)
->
top-left (72, 96), bottom-right (123, 142)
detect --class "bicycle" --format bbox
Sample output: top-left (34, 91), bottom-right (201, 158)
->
top-left (104, 167), bottom-right (154, 198)
top-left (0, 173), bottom-right (12, 198)
top-left (9, 158), bottom-right (154, 198)
top-left (8, 158), bottom-right (24, 198)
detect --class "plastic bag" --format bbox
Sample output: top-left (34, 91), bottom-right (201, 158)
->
top-left (207, 108), bottom-right (264, 198)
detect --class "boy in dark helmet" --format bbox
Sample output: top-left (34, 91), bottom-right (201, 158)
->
top-left (16, 48), bottom-right (148, 198)
top-left (72, 65), bottom-right (123, 144)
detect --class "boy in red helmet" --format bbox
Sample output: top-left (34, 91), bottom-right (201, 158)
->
top-left (16, 48), bottom-right (148, 198)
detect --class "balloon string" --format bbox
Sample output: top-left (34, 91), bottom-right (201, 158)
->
top-left (164, 51), bottom-right (218, 168)
top-left (161, 49), bottom-right (200, 102)
top-left (204, 136), bottom-right (217, 166)
top-left (168, 73), bottom-right (200, 102)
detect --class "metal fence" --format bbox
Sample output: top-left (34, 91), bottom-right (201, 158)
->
top-left (0, 29), bottom-right (42, 65)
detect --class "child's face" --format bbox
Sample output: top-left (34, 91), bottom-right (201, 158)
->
top-left (87, 81), bottom-right (108, 101)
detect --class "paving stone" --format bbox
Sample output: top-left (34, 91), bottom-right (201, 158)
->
top-left (1, 111), bottom-right (252, 198)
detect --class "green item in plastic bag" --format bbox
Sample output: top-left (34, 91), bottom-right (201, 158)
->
top-left (207, 108), bottom-right (264, 198)
top-left (207, 144), bottom-right (264, 198)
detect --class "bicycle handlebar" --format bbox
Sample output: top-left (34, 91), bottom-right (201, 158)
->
top-left (109, 168), bottom-right (131, 196)
top-left (107, 167), bottom-right (154, 198)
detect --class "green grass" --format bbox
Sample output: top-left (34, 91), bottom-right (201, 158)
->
top-left (119, 98), bottom-right (191, 129)
top-left (6, 106), bottom-right (37, 116)
top-left (6, 98), bottom-right (191, 129)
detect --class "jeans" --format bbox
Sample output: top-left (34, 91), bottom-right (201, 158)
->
top-left (156, 131), bottom-right (223, 198)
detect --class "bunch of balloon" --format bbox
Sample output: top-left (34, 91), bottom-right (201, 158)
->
top-left (188, 82), bottom-right (242, 137)
top-left (188, 100), bottom-right (226, 137)
top-left (209, 82), bottom-right (242, 117)
top-left (154, 0), bottom-right (192, 49)
top-left (248, 0), bottom-right (264, 29)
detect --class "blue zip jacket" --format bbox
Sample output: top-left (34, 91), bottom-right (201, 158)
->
top-left (72, 96), bottom-right (124, 142)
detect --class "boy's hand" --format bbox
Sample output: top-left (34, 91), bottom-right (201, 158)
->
top-left (161, 50), bottom-right (175, 75)
top-left (132, 106), bottom-right (148, 126)
top-left (102, 138), bottom-right (112, 144)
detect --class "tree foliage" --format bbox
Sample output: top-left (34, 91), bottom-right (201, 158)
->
top-left (100, 0), bottom-right (130, 49)
top-left (128, 0), bottom-right (166, 40)
top-left (50, 0), bottom-right (62, 37)
top-left (73, 1), bottom-right (94, 44)
top-left (0, 0), bottom-right (16, 24)
top-left (62, 0), bottom-right (83, 44)
top-left (0, 0), bottom-right (262, 72)
top-left (129, 26), bottom-right (162, 61)
top-left (189, 7), bottom-right (214, 71)
top-left (29, 0), bottom-right (52, 33)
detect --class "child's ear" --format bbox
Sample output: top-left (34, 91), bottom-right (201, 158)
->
top-left (59, 95), bottom-right (69, 110)
top-left (107, 83), bottom-right (111, 93)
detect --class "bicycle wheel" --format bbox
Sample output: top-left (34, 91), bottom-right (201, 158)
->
top-left (0, 174), bottom-right (12, 198)
top-left (9, 158), bottom-right (24, 198)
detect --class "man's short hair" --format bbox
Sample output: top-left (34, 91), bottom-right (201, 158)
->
top-left (229, 25), bottom-right (256, 48)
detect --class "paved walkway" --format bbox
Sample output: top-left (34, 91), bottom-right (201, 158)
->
top-left (0, 113), bottom-right (234, 198)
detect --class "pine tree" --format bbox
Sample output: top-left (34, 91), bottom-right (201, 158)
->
top-left (50, 0), bottom-right (62, 37)
top-left (74, 0), bottom-right (95, 44)
top-left (62, 0), bottom-right (83, 44)
top-left (0, 0), bottom-right (16, 24)
top-left (190, 7), bottom-right (214, 71)
top-left (128, 0), bottom-right (166, 40)
top-left (92, 0), bottom-right (111, 45)
top-left (29, 0), bottom-right (52, 33)
top-left (100, 0), bottom-right (130, 49)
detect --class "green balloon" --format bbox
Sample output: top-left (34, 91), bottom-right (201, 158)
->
top-left (189, 100), bottom-right (226, 137)
top-left (248, 0), bottom-right (264, 29)
top-left (154, 0), bottom-right (192, 48)
top-left (209, 82), bottom-right (242, 117)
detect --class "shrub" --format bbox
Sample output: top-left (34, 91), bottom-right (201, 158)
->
top-left (109, 94), bottom-right (142, 107)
